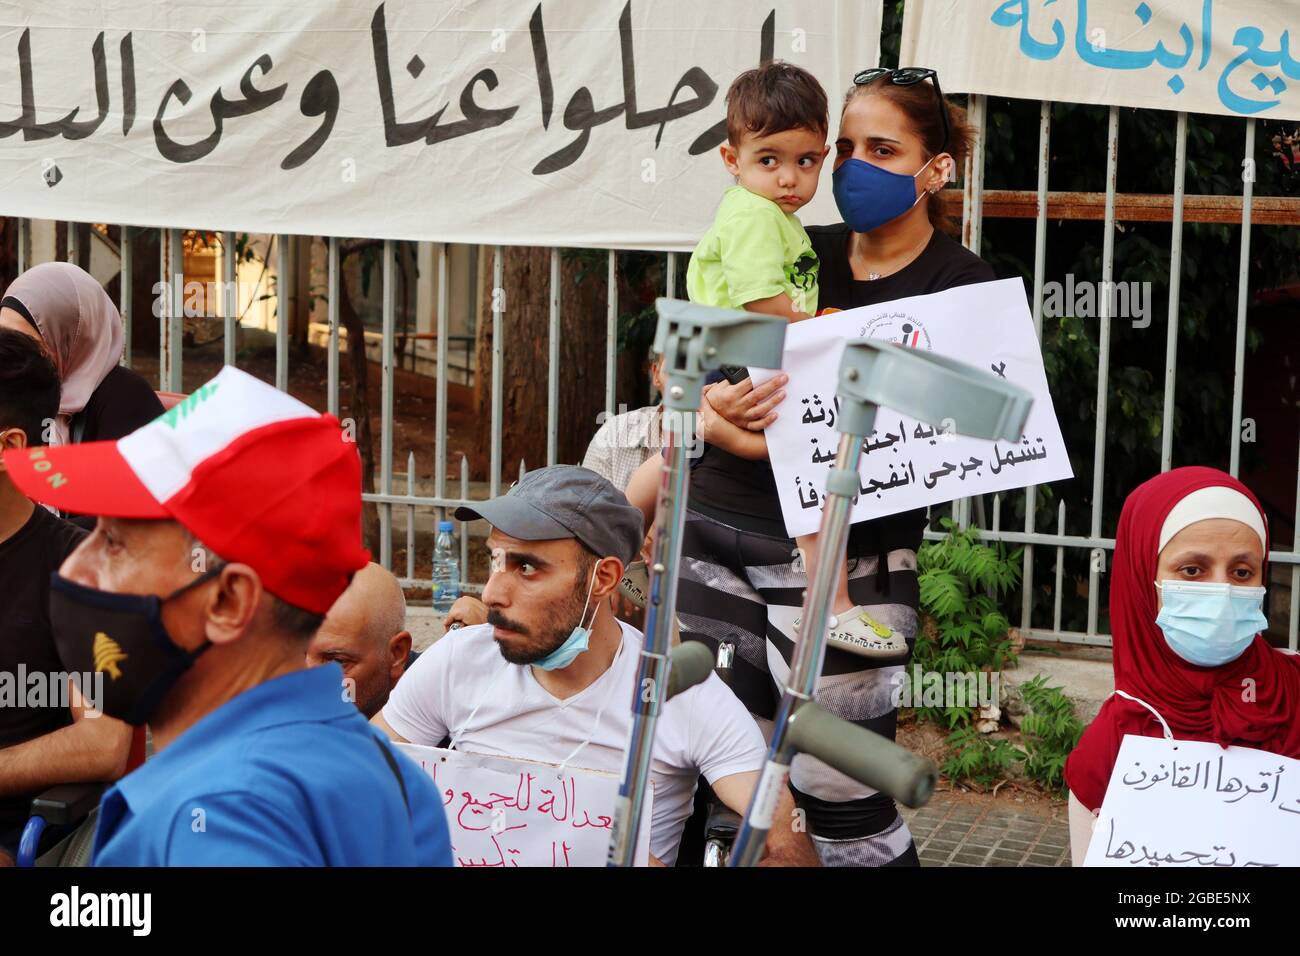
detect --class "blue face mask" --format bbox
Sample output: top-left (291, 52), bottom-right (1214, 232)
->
top-left (533, 567), bottom-right (599, 671)
top-left (1154, 579), bottom-right (1266, 667)
top-left (832, 155), bottom-right (935, 234)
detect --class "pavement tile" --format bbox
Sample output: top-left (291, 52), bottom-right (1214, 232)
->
top-left (896, 792), bottom-right (1072, 867)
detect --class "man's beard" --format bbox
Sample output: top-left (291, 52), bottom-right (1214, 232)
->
top-left (489, 565), bottom-right (591, 665)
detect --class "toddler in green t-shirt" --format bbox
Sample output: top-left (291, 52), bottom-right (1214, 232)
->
top-left (684, 62), bottom-right (902, 660)
top-left (686, 62), bottom-right (825, 319)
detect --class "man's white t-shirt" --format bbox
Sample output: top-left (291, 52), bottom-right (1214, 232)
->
top-left (382, 620), bottom-right (766, 865)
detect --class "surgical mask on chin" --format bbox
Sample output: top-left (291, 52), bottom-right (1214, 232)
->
top-left (1154, 579), bottom-right (1266, 668)
top-left (48, 569), bottom-right (221, 725)
top-left (533, 566), bottom-right (600, 671)
top-left (832, 155), bottom-right (936, 234)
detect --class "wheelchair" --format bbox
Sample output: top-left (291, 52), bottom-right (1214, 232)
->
top-left (674, 639), bottom-right (742, 868)
top-left (16, 725), bottom-right (147, 867)
top-left (17, 783), bottom-right (104, 866)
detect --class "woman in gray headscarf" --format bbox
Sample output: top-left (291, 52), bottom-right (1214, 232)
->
top-left (0, 262), bottom-right (162, 446)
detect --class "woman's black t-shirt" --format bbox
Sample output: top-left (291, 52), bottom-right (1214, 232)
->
top-left (688, 224), bottom-right (997, 550)
top-left (74, 364), bottom-right (165, 444)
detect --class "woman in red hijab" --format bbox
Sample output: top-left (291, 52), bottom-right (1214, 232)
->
top-left (1064, 466), bottom-right (1300, 863)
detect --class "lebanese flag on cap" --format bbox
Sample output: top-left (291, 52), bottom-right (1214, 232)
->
top-left (5, 366), bottom-right (369, 614)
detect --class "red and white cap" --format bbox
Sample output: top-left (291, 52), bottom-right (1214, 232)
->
top-left (4, 366), bottom-right (369, 614)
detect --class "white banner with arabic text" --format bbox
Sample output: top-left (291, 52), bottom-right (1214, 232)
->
top-left (753, 279), bottom-right (1073, 539)
top-left (0, 0), bottom-right (881, 249)
top-left (397, 742), bottom-right (652, 867)
top-left (902, 0), bottom-right (1300, 121)
top-left (1085, 735), bottom-right (1300, 867)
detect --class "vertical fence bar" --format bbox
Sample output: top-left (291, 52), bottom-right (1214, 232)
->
top-left (460, 454), bottom-right (470, 586)
top-left (957, 93), bottom-right (986, 530)
top-left (1160, 112), bottom-right (1188, 473)
top-left (406, 450), bottom-right (416, 581)
top-left (435, 243), bottom-right (450, 512)
top-left (327, 236), bottom-right (340, 417)
top-left (222, 230), bottom-right (237, 368)
top-left (1229, 119), bottom-right (1256, 478)
top-left (158, 229), bottom-right (167, 389)
top-left (547, 248), bottom-right (561, 466)
top-left (120, 226), bottom-right (133, 368)
top-left (1290, 426), bottom-right (1300, 652)
top-left (606, 250), bottom-right (617, 418)
top-left (1053, 502), bottom-right (1066, 633)
top-left (490, 246), bottom-right (504, 497)
top-left (164, 228), bottom-right (183, 393)
top-left (66, 221), bottom-right (78, 264)
top-left (380, 239), bottom-right (396, 569)
top-left (275, 234), bottom-right (289, 392)
top-left (970, 95), bottom-right (987, 252)
top-left (17, 217), bottom-right (29, 273)
top-left (660, 252), bottom-right (677, 405)
top-left (1022, 99), bottom-right (1051, 633)
top-left (1087, 106), bottom-right (1120, 638)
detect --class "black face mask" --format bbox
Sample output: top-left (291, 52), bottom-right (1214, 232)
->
top-left (48, 568), bottom-right (222, 726)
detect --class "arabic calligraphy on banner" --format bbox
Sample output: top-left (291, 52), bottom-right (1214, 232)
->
top-left (901, 0), bottom-right (1300, 121)
top-left (0, 0), bottom-right (879, 248)
top-left (752, 279), bottom-right (1073, 539)
top-left (1085, 735), bottom-right (1300, 867)
top-left (396, 742), bottom-right (652, 867)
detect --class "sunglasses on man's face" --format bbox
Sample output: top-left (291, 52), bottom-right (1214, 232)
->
top-left (852, 67), bottom-right (949, 156)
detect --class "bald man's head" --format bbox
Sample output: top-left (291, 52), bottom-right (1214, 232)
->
top-left (308, 563), bottom-right (413, 718)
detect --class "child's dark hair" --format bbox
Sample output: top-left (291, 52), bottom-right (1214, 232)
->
top-left (0, 328), bottom-right (59, 447)
top-left (842, 77), bottom-right (976, 235)
top-left (726, 61), bottom-right (829, 146)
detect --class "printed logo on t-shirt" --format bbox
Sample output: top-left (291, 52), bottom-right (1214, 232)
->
top-left (789, 251), bottom-right (818, 293)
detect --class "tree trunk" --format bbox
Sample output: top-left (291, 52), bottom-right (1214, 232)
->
top-left (473, 249), bottom-right (608, 483)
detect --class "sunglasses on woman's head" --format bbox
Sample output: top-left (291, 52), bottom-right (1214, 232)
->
top-left (852, 67), bottom-right (950, 156)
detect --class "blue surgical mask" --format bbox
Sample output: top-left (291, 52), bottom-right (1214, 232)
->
top-left (533, 567), bottom-right (599, 671)
top-left (1154, 579), bottom-right (1266, 667)
top-left (832, 155), bottom-right (935, 234)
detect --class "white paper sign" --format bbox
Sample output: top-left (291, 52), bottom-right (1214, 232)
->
top-left (0, 0), bottom-right (879, 250)
top-left (1085, 735), bottom-right (1300, 867)
top-left (901, 0), bottom-right (1300, 122)
top-left (397, 742), bottom-right (652, 867)
top-left (753, 278), bottom-right (1073, 539)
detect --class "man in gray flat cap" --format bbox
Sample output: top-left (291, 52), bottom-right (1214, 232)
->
top-left (373, 465), bottom-right (817, 867)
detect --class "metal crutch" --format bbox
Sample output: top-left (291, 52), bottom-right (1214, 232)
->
top-left (728, 339), bottom-right (1035, 867)
top-left (607, 298), bottom-right (787, 867)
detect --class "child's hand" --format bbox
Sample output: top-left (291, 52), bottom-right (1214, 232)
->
top-left (704, 375), bottom-right (788, 432)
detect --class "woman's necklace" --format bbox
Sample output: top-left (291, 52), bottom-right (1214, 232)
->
top-left (856, 227), bottom-right (934, 281)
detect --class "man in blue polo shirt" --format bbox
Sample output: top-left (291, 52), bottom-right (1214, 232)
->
top-left (4, 366), bottom-right (452, 866)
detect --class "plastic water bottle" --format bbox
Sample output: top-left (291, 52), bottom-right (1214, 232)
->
top-left (432, 520), bottom-right (461, 614)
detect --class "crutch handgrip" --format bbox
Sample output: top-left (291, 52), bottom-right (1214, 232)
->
top-left (664, 641), bottom-right (715, 701)
top-left (785, 700), bottom-right (937, 808)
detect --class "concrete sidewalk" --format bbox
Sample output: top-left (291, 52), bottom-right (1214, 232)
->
top-left (1004, 649), bottom-right (1114, 724)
